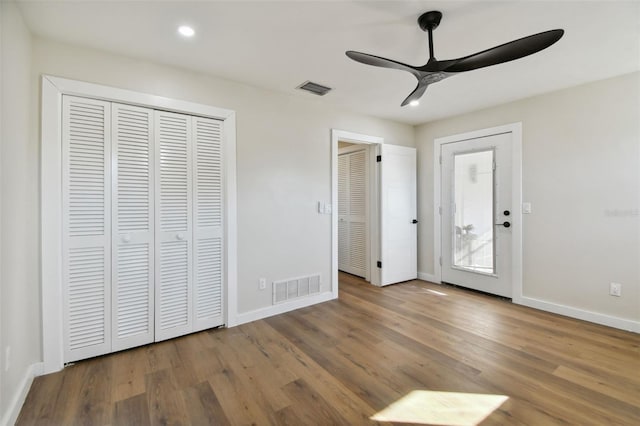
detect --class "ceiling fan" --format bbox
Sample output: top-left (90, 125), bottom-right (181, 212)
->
top-left (346, 11), bottom-right (564, 107)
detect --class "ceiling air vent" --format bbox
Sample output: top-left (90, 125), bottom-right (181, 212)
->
top-left (296, 81), bottom-right (332, 96)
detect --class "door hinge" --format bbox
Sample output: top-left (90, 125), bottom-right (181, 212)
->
top-left (376, 155), bottom-right (382, 162)
top-left (439, 155), bottom-right (442, 165)
top-left (492, 161), bottom-right (496, 171)
top-left (438, 206), bottom-right (442, 215)
top-left (377, 261), bottom-right (382, 268)
top-left (439, 256), bottom-right (442, 266)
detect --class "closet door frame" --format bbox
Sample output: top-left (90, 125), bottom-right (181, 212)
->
top-left (41, 75), bottom-right (238, 374)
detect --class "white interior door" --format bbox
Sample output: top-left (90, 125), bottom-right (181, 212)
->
top-left (192, 116), bottom-right (225, 331)
top-left (154, 111), bottom-right (193, 341)
top-left (111, 103), bottom-right (155, 351)
top-left (338, 149), bottom-right (368, 278)
top-left (380, 144), bottom-right (417, 286)
top-left (62, 95), bottom-right (112, 362)
top-left (441, 132), bottom-right (512, 297)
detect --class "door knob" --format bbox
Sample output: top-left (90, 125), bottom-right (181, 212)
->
top-left (121, 234), bottom-right (131, 243)
top-left (176, 233), bottom-right (185, 240)
top-left (496, 221), bottom-right (511, 228)
top-left (411, 219), bottom-right (419, 224)
top-left (503, 210), bottom-right (510, 216)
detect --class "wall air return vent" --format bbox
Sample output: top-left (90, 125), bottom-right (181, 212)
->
top-left (296, 81), bottom-right (332, 96)
top-left (273, 274), bottom-right (321, 304)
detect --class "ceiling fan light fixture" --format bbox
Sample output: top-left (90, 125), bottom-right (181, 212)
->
top-left (346, 10), bottom-right (564, 107)
top-left (178, 25), bottom-right (195, 38)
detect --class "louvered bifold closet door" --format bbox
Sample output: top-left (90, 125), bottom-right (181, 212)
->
top-left (337, 155), bottom-right (350, 271)
top-left (62, 96), bottom-right (112, 362)
top-left (111, 103), bottom-right (155, 351)
top-left (348, 151), bottom-right (367, 277)
top-left (154, 111), bottom-right (193, 341)
top-left (192, 117), bottom-right (225, 331)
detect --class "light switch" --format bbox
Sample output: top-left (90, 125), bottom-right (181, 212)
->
top-left (522, 202), bottom-right (532, 214)
top-left (317, 201), bottom-right (325, 214)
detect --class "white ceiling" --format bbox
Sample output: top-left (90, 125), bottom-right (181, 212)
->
top-left (17, 0), bottom-right (640, 125)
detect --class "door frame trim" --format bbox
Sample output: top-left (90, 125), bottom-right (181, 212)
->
top-left (331, 129), bottom-right (383, 294)
top-left (433, 123), bottom-right (522, 302)
top-left (41, 75), bottom-right (238, 373)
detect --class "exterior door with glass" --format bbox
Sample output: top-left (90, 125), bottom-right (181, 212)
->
top-left (441, 132), bottom-right (512, 297)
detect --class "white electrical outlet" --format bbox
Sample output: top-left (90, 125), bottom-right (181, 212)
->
top-left (5, 346), bottom-right (10, 372)
top-left (259, 278), bottom-right (267, 290)
top-left (609, 282), bottom-right (622, 297)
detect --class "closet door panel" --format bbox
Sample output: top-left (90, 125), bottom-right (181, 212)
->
top-left (62, 95), bottom-right (112, 362)
top-left (192, 117), bottom-right (225, 331)
top-left (111, 103), bottom-right (155, 351)
top-left (154, 111), bottom-right (193, 341)
top-left (348, 151), bottom-right (367, 277)
top-left (338, 150), bottom-right (367, 278)
top-left (337, 155), bottom-right (349, 270)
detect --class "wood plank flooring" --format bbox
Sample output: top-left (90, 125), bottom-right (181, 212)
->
top-left (17, 273), bottom-right (640, 425)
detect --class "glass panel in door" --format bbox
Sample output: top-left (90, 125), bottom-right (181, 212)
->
top-left (453, 150), bottom-right (495, 274)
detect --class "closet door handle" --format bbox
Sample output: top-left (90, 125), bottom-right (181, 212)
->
top-left (121, 234), bottom-right (131, 243)
top-left (176, 233), bottom-right (185, 240)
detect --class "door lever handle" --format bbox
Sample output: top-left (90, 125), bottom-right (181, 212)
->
top-left (495, 221), bottom-right (511, 228)
top-left (411, 219), bottom-right (419, 224)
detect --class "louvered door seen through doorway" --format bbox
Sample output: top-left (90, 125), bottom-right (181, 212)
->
top-left (61, 95), bottom-right (225, 362)
top-left (338, 149), bottom-right (368, 278)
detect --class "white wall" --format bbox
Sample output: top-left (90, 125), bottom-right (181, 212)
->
top-left (417, 72), bottom-right (640, 326)
top-left (30, 39), bottom-right (414, 313)
top-left (1, 1), bottom-right (41, 423)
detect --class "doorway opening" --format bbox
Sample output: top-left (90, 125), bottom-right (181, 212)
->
top-left (331, 129), bottom-right (418, 296)
top-left (331, 130), bottom-right (382, 294)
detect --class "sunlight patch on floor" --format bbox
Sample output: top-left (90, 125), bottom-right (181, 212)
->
top-left (425, 288), bottom-right (448, 296)
top-left (370, 390), bottom-right (509, 426)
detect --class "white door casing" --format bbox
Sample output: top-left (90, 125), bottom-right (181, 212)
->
top-left (380, 144), bottom-right (418, 286)
top-left (441, 133), bottom-right (513, 297)
top-left (331, 129), bottom-right (383, 291)
top-left (433, 123), bottom-right (522, 302)
top-left (43, 76), bottom-right (237, 373)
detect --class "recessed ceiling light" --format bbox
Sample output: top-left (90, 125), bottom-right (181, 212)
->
top-left (178, 25), bottom-right (195, 37)
top-left (409, 100), bottom-right (420, 107)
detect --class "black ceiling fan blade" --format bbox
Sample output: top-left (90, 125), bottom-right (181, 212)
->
top-left (442, 29), bottom-right (564, 73)
top-left (400, 82), bottom-right (429, 107)
top-left (346, 51), bottom-right (421, 78)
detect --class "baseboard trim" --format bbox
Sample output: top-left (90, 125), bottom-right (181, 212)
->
top-left (232, 292), bottom-right (337, 326)
top-left (518, 296), bottom-right (640, 333)
top-left (418, 271), bottom-right (439, 283)
top-left (1, 362), bottom-right (43, 426)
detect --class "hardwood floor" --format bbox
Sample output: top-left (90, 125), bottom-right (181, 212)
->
top-left (17, 273), bottom-right (640, 425)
